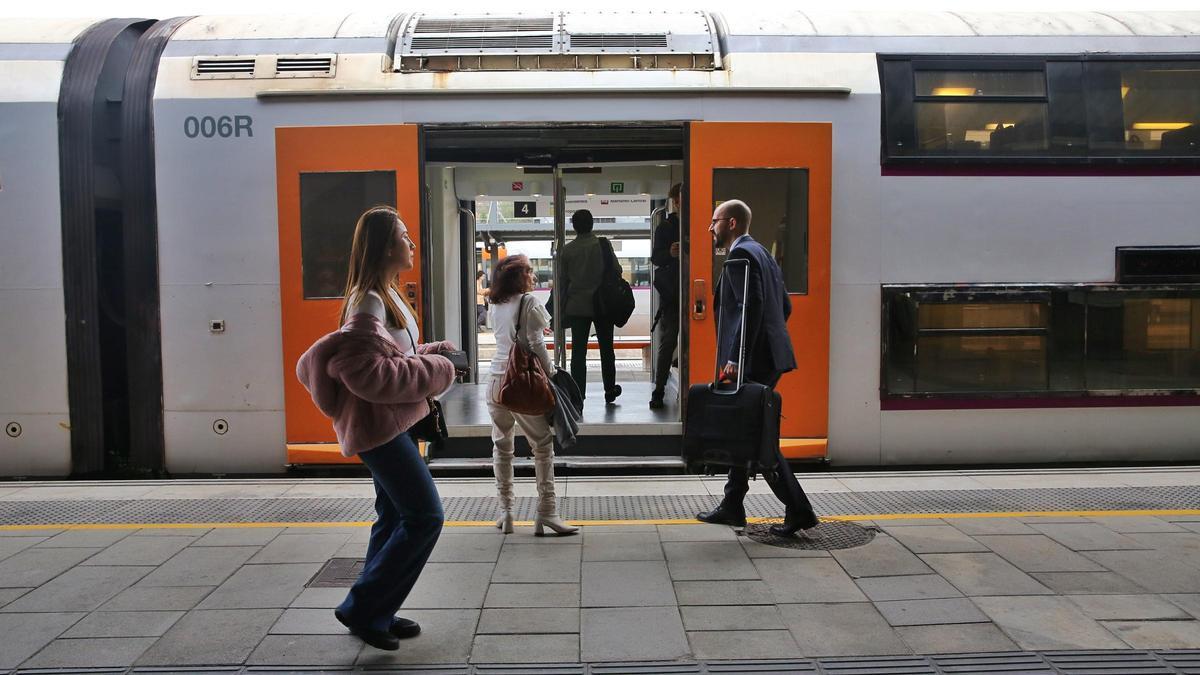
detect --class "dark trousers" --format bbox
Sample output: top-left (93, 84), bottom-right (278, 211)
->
top-left (719, 371), bottom-right (818, 527)
top-left (653, 303), bottom-right (680, 395)
top-left (337, 432), bottom-right (444, 632)
top-left (567, 315), bottom-right (616, 396)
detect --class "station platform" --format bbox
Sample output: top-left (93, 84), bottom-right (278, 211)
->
top-left (1, 467), bottom-right (1200, 673)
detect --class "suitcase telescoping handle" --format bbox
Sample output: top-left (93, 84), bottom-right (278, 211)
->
top-left (711, 258), bottom-right (750, 396)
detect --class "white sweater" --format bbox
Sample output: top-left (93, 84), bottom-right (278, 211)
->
top-left (489, 295), bottom-right (555, 376)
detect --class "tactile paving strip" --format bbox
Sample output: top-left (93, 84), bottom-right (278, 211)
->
top-left (0, 486), bottom-right (1198, 525)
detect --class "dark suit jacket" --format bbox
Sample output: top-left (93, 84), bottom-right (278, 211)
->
top-left (714, 235), bottom-right (797, 379)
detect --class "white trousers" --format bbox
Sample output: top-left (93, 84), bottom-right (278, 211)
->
top-left (487, 378), bottom-right (558, 517)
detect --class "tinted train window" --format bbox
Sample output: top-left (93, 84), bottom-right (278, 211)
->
top-left (712, 168), bottom-right (808, 294)
top-left (1086, 293), bottom-right (1200, 390)
top-left (1086, 61), bottom-right (1200, 155)
top-left (299, 171), bottom-right (396, 299)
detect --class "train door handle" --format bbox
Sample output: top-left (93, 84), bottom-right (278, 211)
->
top-left (692, 279), bottom-right (706, 320)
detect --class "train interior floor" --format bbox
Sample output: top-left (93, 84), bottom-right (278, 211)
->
top-left (1, 468), bottom-right (1200, 672)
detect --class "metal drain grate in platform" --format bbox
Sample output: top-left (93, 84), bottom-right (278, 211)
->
top-left (744, 520), bottom-right (876, 550)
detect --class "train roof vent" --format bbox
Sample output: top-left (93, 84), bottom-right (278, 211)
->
top-left (403, 14), bottom-right (559, 56)
top-left (192, 57), bottom-right (256, 79)
top-left (409, 34), bottom-right (556, 51)
top-left (413, 17), bottom-right (555, 33)
top-left (568, 33), bottom-right (670, 50)
top-left (275, 55), bottom-right (336, 78)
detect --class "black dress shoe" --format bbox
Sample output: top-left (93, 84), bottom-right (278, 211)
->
top-left (696, 506), bottom-right (747, 527)
top-left (390, 616), bottom-right (421, 639)
top-left (605, 385), bottom-right (623, 404)
top-left (649, 392), bottom-right (665, 409)
top-left (334, 609), bottom-right (400, 651)
top-left (768, 515), bottom-right (819, 538)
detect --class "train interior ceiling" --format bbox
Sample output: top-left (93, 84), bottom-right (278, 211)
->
top-left (423, 125), bottom-right (685, 458)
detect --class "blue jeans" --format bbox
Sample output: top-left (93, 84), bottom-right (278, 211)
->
top-left (337, 432), bottom-right (444, 632)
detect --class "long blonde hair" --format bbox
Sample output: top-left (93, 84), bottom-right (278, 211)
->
top-left (339, 205), bottom-right (411, 328)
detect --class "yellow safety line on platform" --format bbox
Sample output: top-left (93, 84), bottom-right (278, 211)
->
top-left (1, 508), bottom-right (1198, 531)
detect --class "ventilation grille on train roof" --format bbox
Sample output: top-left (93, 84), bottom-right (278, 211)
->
top-left (414, 17), bottom-right (555, 33)
top-left (410, 35), bottom-right (556, 51)
top-left (569, 34), bottom-right (669, 49)
top-left (275, 55), bottom-right (335, 77)
top-left (190, 54), bottom-right (337, 80)
top-left (194, 57), bottom-right (255, 78)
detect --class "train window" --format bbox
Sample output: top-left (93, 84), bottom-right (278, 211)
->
top-left (1085, 293), bottom-right (1200, 390)
top-left (913, 68), bottom-right (1050, 155)
top-left (1085, 61), bottom-right (1200, 156)
top-left (914, 70), bottom-right (1046, 98)
top-left (712, 168), bottom-right (808, 294)
top-left (299, 171), bottom-right (396, 299)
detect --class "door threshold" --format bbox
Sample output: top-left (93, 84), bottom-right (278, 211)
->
top-left (447, 423), bottom-right (682, 438)
top-left (428, 455), bottom-right (686, 470)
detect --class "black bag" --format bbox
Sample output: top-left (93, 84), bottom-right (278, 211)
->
top-left (410, 398), bottom-right (448, 444)
top-left (593, 237), bottom-right (636, 327)
top-left (683, 258), bottom-right (781, 473)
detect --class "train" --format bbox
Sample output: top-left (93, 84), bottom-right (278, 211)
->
top-left (2, 11), bottom-right (1199, 476)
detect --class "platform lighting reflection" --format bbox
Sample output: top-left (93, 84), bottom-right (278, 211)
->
top-left (931, 87), bottom-right (978, 96)
top-left (1131, 122), bottom-right (1192, 130)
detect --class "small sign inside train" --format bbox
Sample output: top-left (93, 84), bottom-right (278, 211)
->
top-left (610, 182), bottom-right (624, 193)
top-left (511, 182), bottom-right (524, 191)
top-left (514, 201), bottom-right (537, 218)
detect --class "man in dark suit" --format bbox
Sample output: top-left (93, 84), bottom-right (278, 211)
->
top-left (696, 199), bottom-right (819, 537)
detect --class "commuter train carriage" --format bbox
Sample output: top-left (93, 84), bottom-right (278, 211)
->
top-left (3, 11), bottom-right (1200, 476)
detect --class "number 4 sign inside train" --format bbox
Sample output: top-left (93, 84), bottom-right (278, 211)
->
top-left (514, 201), bottom-right (537, 217)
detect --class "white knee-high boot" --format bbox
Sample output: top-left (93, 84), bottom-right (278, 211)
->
top-left (532, 448), bottom-right (578, 536)
top-left (493, 448), bottom-right (514, 534)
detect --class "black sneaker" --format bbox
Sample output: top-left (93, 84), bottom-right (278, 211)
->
top-left (605, 385), bottom-right (623, 404)
top-left (649, 391), bottom-right (665, 409)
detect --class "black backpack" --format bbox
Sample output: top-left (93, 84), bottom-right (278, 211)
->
top-left (593, 237), bottom-right (636, 327)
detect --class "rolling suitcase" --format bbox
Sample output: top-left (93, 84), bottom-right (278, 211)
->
top-left (683, 259), bottom-right (781, 474)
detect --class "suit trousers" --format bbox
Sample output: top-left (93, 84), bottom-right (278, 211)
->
top-left (567, 315), bottom-right (616, 396)
top-left (653, 302), bottom-right (680, 395)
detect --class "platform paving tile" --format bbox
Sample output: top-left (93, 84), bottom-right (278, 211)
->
top-left (581, 531), bottom-right (664, 561)
top-left (1030, 523), bottom-right (1151, 551)
top-left (0, 527), bottom-right (63, 537)
top-left (196, 562), bottom-right (322, 609)
top-left (829, 536), bottom-right (933, 578)
top-left (247, 634), bottom-right (365, 665)
top-left (580, 606), bottom-right (690, 662)
top-left (492, 544), bottom-right (581, 583)
top-left (657, 523), bottom-right (738, 541)
top-left (920, 553), bottom-right (1054, 596)
top-left (1126, 532), bottom-right (1200, 560)
top-left (739, 536), bottom-right (830, 558)
top-left (470, 633), bottom-right (580, 663)
top-left (687, 629), bottom-right (803, 659)
top-left (664, 541), bottom-right (759, 581)
top-left (0, 612), bottom-right (86, 669)
top-left (137, 545), bottom-right (259, 587)
top-left (1, 564), bottom-right (153, 612)
top-left (971, 596), bottom-right (1130, 650)
top-left (854, 574), bottom-right (964, 602)
top-left (1083, 550), bottom-right (1200, 593)
top-left (35, 528), bottom-right (133, 548)
top-left (754, 558), bottom-right (867, 603)
top-left (974, 535), bottom-right (1107, 573)
top-left (269, 607), bottom-right (344, 634)
top-left (402, 562), bottom-right (495, 609)
top-left (134, 607), bottom-right (283, 665)
top-left (21, 636), bottom-right (158, 668)
top-left (82, 535), bottom-right (197, 566)
top-left (131, 527), bottom-right (207, 537)
top-left (1066, 594), bottom-right (1191, 620)
top-left (581, 560), bottom-right (677, 607)
top-left (484, 583), bottom-right (580, 608)
top-left (61, 610), bottom-right (184, 638)
top-left (289, 586), bottom-right (346, 609)
top-left (1102, 620), bottom-right (1200, 649)
top-left (778, 603), bottom-right (911, 656)
top-left (476, 607), bottom-right (580, 634)
top-left (101, 584), bottom-right (214, 611)
top-left (1089, 516), bottom-right (1188, 533)
top-left (354, 609), bottom-right (479, 665)
top-left (946, 518), bottom-right (1039, 536)
top-left (0, 536), bottom-right (47, 562)
top-left (679, 604), bottom-right (786, 631)
top-left (191, 527), bottom-right (284, 547)
top-left (428, 533), bottom-right (504, 563)
top-left (336, 541), bottom-right (368, 558)
top-left (0, 547), bottom-right (100, 587)
top-left (0, 587), bottom-right (31, 608)
top-left (874, 598), bottom-right (990, 626)
top-left (248, 533), bottom-right (352, 564)
top-left (882, 525), bottom-right (989, 554)
top-left (1165, 594), bottom-right (1200, 619)
top-left (673, 580), bottom-right (777, 606)
top-left (895, 623), bottom-right (1019, 654)
top-left (1029, 571), bottom-right (1148, 595)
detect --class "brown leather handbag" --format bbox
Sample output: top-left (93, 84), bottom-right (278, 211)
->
top-left (497, 295), bottom-right (556, 415)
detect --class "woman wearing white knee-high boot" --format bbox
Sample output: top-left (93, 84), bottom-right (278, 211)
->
top-left (486, 255), bottom-right (579, 537)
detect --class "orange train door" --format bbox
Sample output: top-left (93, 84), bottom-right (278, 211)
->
top-left (276, 125), bottom-right (424, 463)
top-left (687, 122), bottom-right (831, 459)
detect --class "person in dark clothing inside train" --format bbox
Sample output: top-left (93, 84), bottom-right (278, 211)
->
top-left (695, 198), bottom-right (820, 538)
top-left (649, 183), bottom-right (682, 410)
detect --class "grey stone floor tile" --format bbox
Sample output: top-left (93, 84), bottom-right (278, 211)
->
top-left (1020, 515), bottom-right (1094, 523)
top-left (1084, 550), bottom-right (1200, 593)
top-left (896, 623), bottom-right (1019, 654)
top-left (62, 610), bottom-right (184, 638)
top-left (680, 605), bottom-right (785, 631)
top-left (1030, 571), bottom-right (1148, 595)
top-left (1067, 594), bottom-right (1190, 620)
top-left (249, 533), bottom-right (351, 564)
top-left (975, 535), bottom-right (1106, 573)
top-left (429, 533), bottom-right (504, 563)
top-left (778, 603), bottom-right (911, 656)
top-left (135, 608), bottom-right (283, 665)
top-left (874, 598), bottom-right (990, 626)
top-left (470, 633), bottom-right (579, 663)
top-left (102, 585), bottom-right (214, 611)
top-left (132, 528), bottom-right (208, 538)
top-left (1030, 523), bottom-right (1150, 551)
top-left (664, 541), bottom-right (759, 581)
top-left (2, 565), bottom-right (152, 612)
top-left (247, 634), bottom-right (365, 665)
top-left (0, 547), bottom-right (99, 587)
top-left (0, 528), bottom-right (63, 537)
top-left (582, 560), bottom-right (677, 607)
top-left (688, 629), bottom-right (802, 659)
top-left (1183, 522), bottom-right (1200, 533)
top-left (290, 587), bottom-right (347, 609)
top-left (947, 518), bottom-right (1038, 536)
top-left (580, 606), bottom-right (690, 662)
top-left (739, 537), bottom-right (830, 558)
top-left (658, 524), bottom-right (738, 541)
top-left (581, 524), bottom-right (656, 534)
top-left (336, 542), bottom-right (368, 558)
top-left (972, 596), bottom-right (1129, 650)
top-left (197, 562), bottom-right (322, 609)
top-left (82, 535), bottom-right (194, 566)
top-left (1165, 594), bottom-right (1200, 619)
top-left (477, 607), bottom-right (580, 634)
top-left (0, 536), bottom-right (46, 563)
top-left (883, 525), bottom-right (989, 553)
top-left (500, 532), bottom-right (582, 545)
top-left (0, 587), bottom-right (31, 608)
top-left (830, 536), bottom-right (933, 578)
top-left (582, 531), bottom-right (664, 561)
top-left (921, 553), bottom-right (1053, 596)
top-left (355, 609), bottom-right (479, 664)
top-left (1103, 620), bottom-right (1200, 649)
top-left (493, 544), bottom-right (581, 583)
top-left (855, 575), bottom-right (963, 602)
top-left (871, 518), bottom-right (948, 527)
top-left (192, 527), bottom-right (284, 547)
top-left (1089, 516), bottom-right (1187, 533)
top-left (484, 583), bottom-right (580, 608)
top-left (754, 558), bottom-right (866, 603)
top-left (1125, 532), bottom-right (1200, 560)
top-left (270, 607), bottom-right (344, 634)
top-left (36, 529), bottom-right (133, 548)
top-left (674, 580), bottom-right (777, 606)
top-left (404, 562), bottom-right (495, 609)
top-left (0, 612), bottom-right (85, 668)
top-left (138, 546), bottom-right (259, 587)
top-left (22, 636), bottom-right (157, 668)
